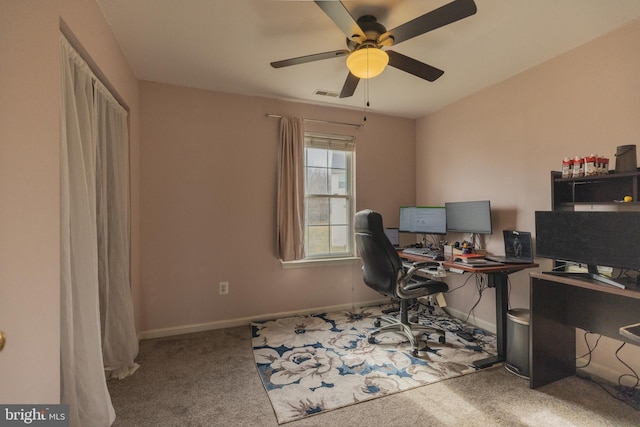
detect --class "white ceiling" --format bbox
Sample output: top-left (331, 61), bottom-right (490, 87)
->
top-left (96, 0), bottom-right (640, 119)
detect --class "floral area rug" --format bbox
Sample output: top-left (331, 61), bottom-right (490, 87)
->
top-left (251, 304), bottom-right (496, 424)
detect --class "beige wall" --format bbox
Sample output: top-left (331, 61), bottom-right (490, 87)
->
top-left (0, 0), bottom-right (139, 403)
top-left (137, 81), bottom-right (417, 334)
top-left (416, 19), bottom-right (640, 376)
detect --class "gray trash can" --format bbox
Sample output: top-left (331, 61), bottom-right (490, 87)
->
top-left (505, 308), bottom-right (529, 378)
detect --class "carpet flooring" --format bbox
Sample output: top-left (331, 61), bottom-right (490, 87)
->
top-left (251, 305), bottom-right (496, 423)
top-left (108, 316), bottom-right (640, 426)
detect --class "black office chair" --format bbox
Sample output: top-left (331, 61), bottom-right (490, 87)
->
top-left (355, 209), bottom-right (449, 356)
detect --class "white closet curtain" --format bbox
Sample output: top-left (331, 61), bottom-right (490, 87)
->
top-left (60, 36), bottom-right (139, 427)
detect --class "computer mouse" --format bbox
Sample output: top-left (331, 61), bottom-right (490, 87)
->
top-left (434, 255), bottom-right (445, 261)
top-left (454, 257), bottom-right (462, 262)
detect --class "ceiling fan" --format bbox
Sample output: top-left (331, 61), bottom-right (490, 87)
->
top-left (270, 0), bottom-right (477, 98)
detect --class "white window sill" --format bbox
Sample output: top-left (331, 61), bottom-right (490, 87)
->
top-left (280, 257), bottom-right (361, 269)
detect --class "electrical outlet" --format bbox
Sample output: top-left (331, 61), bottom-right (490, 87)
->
top-left (219, 281), bottom-right (229, 295)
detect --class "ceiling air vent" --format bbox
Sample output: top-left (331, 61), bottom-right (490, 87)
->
top-left (314, 89), bottom-right (339, 98)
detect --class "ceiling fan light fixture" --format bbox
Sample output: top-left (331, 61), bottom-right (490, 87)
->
top-left (346, 47), bottom-right (389, 79)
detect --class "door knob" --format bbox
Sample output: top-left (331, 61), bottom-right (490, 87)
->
top-left (0, 331), bottom-right (5, 352)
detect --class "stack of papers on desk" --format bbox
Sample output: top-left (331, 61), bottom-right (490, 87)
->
top-left (455, 252), bottom-right (485, 260)
top-left (455, 258), bottom-right (504, 267)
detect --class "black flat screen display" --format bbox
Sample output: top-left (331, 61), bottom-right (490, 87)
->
top-left (535, 210), bottom-right (640, 271)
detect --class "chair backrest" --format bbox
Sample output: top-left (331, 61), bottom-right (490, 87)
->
top-left (354, 209), bottom-right (403, 297)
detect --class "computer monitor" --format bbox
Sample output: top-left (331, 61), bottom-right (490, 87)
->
top-left (535, 210), bottom-right (640, 288)
top-left (398, 206), bottom-right (447, 235)
top-left (445, 200), bottom-right (493, 234)
top-left (384, 228), bottom-right (400, 247)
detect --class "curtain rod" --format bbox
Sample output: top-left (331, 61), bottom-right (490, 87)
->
top-left (265, 114), bottom-right (363, 129)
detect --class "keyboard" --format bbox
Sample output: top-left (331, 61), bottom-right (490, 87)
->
top-left (402, 248), bottom-right (443, 258)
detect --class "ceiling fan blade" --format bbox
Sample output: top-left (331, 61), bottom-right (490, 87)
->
top-left (387, 50), bottom-right (444, 82)
top-left (339, 72), bottom-right (360, 98)
top-left (381, 0), bottom-right (477, 46)
top-left (271, 50), bottom-right (350, 68)
top-left (314, 0), bottom-right (366, 41)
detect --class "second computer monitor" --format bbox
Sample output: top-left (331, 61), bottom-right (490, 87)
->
top-left (399, 206), bottom-right (447, 235)
top-left (445, 200), bottom-right (493, 234)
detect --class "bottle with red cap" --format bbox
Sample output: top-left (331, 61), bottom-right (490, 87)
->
top-left (572, 156), bottom-right (584, 178)
top-left (561, 157), bottom-right (573, 178)
top-left (585, 154), bottom-right (597, 176)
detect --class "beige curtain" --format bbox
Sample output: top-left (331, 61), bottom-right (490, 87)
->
top-left (276, 116), bottom-right (305, 261)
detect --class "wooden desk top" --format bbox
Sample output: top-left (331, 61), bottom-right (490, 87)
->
top-left (443, 261), bottom-right (539, 274)
top-left (530, 271), bottom-right (640, 300)
top-left (398, 250), bottom-right (538, 274)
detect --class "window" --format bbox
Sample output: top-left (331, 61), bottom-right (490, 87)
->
top-left (304, 133), bottom-right (355, 258)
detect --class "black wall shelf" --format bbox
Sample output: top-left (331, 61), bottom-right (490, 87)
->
top-left (551, 170), bottom-right (640, 210)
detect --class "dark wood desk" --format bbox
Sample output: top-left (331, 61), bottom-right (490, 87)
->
top-left (399, 251), bottom-right (538, 368)
top-left (530, 272), bottom-right (640, 388)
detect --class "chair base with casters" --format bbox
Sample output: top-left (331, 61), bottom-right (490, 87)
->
top-left (369, 299), bottom-right (446, 357)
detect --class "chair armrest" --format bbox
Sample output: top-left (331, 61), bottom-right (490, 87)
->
top-left (405, 279), bottom-right (448, 293)
top-left (404, 261), bottom-right (439, 280)
top-left (410, 261), bottom-right (439, 269)
top-left (398, 261), bottom-right (448, 298)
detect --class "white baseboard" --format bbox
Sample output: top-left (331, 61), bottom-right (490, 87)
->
top-left (137, 297), bottom-right (389, 341)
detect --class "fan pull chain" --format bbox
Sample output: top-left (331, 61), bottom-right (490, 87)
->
top-left (366, 77), bottom-right (370, 107)
top-left (363, 50), bottom-right (369, 121)
top-left (363, 78), bottom-right (368, 122)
